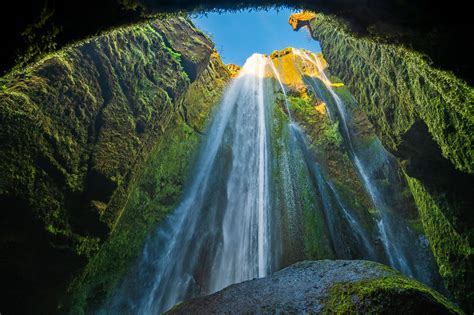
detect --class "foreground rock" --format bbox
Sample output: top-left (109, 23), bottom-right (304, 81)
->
top-left (169, 260), bottom-right (460, 314)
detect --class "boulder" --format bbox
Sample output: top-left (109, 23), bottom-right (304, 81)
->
top-left (289, 11), bottom-right (317, 31)
top-left (169, 260), bottom-right (460, 314)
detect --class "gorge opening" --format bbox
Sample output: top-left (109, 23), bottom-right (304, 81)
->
top-left (98, 9), bottom-right (442, 313)
top-left (1, 4), bottom-right (471, 315)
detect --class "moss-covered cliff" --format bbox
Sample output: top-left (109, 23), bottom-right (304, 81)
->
top-left (3, 1), bottom-right (473, 89)
top-left (308, 14), bottom-right (473, 311)
top-left (0, 16), bottom-right (229, 314)
top-left (268, 50), bottom-right (376, 262)
top-left (68, 50), bottom-right (229, 313)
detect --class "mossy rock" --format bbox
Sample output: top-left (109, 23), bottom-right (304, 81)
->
top-left (325, 273), bottom-right (461, 314)
top-left (168, 260), bottom-right (460, 314)
top-left (0, 15), bottom-right (226, 314)
top-left (309, 14), bottom-right (474, 311)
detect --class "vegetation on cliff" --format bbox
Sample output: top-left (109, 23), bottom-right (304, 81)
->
top-left (310, 15), bottom-right (473, 175)
top-left (308, 13), bottom-right (473, 311)
top-left (68, 51), bottom-right (229, 313)
top-left (0, 16), bottom-right (229, 313)
top-left (406, 176), bottom-right (473, 309)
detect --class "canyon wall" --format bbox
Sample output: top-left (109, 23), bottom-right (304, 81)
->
top-left (0, 17), bottom-right (229, 313)
top-left (308, 14), bottom-right (473, 310)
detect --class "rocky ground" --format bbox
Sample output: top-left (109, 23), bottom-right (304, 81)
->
top-left (169, 260), bottom-right (460, 314)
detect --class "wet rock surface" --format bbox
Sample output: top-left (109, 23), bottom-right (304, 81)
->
top-left (169, 260), bottom-right (459, 314)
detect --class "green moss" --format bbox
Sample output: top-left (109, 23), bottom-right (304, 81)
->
top-left (323, 274), bottom-right (462, 314)
top-left (75, 237), bottom-right (101, 258)
top-left (406, 175), bottom-right (473, 309)
top-left (288, 94), bottom-right (342, 147)
top-left (311, 16), bottom-right (473, 309)
top-left (288, 89), bottom-right (375, 234)
top-left (321, 121), bottom-right (342, 147)
top-left (310, 14), bottom-right (474, 175)
top-left (67, 52), bottom-right (229, 312)
top-left (163, 44), bottom-right (182, 63)
top-left (1, 16), bottom-right (227, 313)
top-left (1, 18), bottom-right (191, 255)
top-left (302, 199), bottom-right (334, 259)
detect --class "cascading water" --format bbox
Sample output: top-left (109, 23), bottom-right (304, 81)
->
top-left (209, 53), bottom-right (271, 291)
top-left (103, 54), bottom-right (273, 313)
top-left (293, 48), bottom-right (440, 284)
top-left (268, 61), bottom-right (292, 121)
top-left (103, 49), bottom-right (442, 314)
top-left (268, 58), bottom-right (368, 261)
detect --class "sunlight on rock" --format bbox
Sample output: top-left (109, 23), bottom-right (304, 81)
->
top-left (289, 11), bottom-right (317, 31)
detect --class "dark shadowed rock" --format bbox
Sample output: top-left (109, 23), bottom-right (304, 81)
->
top-left (169, 260), bottom-right (460, 314)
top-left (2, 1), bottom-right (473, 84)
top-left (0, 16), bottom-right (229, 314)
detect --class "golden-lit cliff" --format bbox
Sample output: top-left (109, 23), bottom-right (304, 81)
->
top-left (227, 63), bottom-right (241, 78)
top-left (288, 11), bottom-right (317, 31)
top-left (268, 48), bottom-right (343, 97)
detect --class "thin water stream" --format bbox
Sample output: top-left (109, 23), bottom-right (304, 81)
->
top-left (293, 48), bottom-right (436, 280)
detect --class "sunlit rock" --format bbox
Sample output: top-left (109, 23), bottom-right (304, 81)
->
top-left (314, 100), bottom-right (327, 115)
top-left (289, 11), bottom-right (317, 31)
top-left (227, 63), bottom-right (241, 78)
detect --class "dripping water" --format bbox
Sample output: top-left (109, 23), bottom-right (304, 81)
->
top-left (268, 60), bottom-right (293, 121)
top-left (293, 48), bottom-right (435, 280)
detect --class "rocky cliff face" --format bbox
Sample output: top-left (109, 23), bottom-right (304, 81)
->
top-left (3, 1), bottom-right (472, 87)
top-left (0, 16), bottom-right (229, 313)
top-left (226, 63), bottom-right (241, 78)
top-left (267, 49), bottom-right (376, 263)
top-left (303, 13), bottom-right (473, 311)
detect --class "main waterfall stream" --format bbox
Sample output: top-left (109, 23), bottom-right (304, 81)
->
top-left (103, 51), bottom-right (441, 314)
top-left (104, 54), bottom-right (275, 313)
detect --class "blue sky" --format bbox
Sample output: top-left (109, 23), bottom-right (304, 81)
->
top-left (192, 7), bottom-right (321, 66)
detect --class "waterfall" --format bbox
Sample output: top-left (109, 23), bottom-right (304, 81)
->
top-left (292, 48), bottom-right (430, 279)
top-left (102, 50), bottom-right (441, 314)
top-left (104, 54), bottom-right (273, 314)
top-left (268, 60), bottom-right (293, 121)
top-left (209, 53), bottom-right (271, 291)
